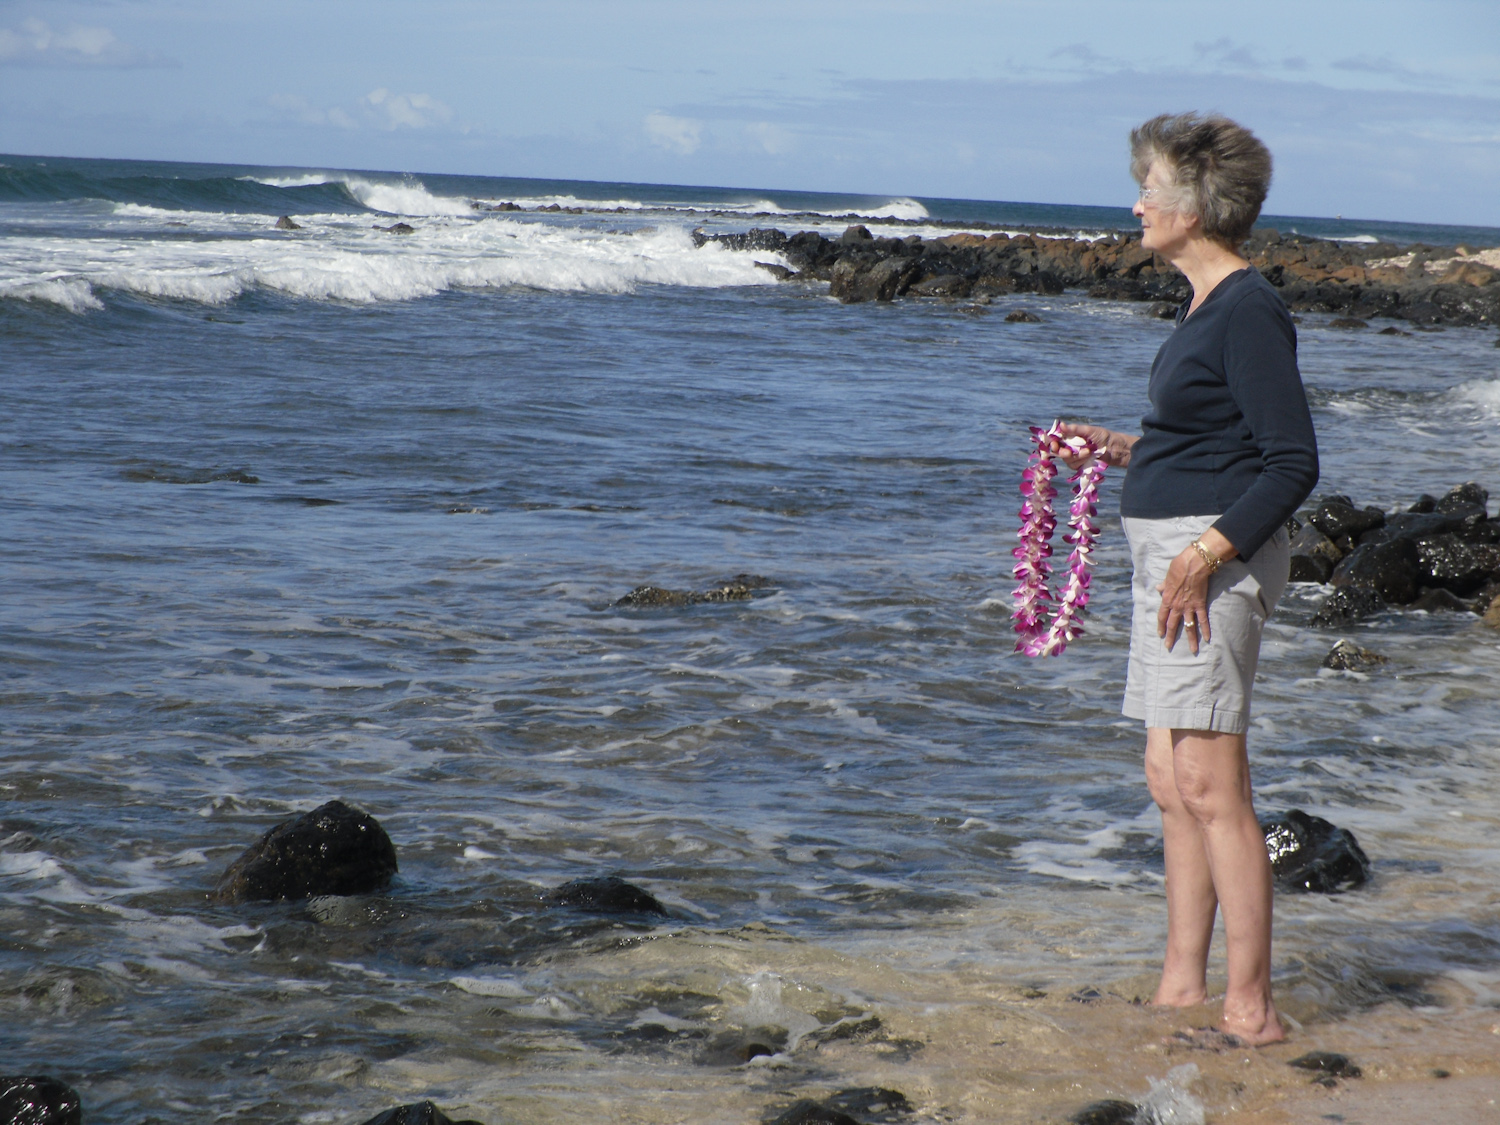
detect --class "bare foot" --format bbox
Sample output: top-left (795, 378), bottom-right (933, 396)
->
top-left (1152, 981), bottom-right (1208, 1007)
top-left (1222, 997), bottom-right (1286, 1046)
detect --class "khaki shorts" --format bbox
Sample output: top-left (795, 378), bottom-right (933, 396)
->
top-left (1121, 516), bottom-right (1290, 735)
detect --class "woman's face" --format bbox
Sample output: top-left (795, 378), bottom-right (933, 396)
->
top-left (1133, 160), bottom-right (1195, 256)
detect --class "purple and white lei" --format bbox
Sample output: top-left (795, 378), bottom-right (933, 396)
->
top-left (1012, 422), bottom-right (1107, 657)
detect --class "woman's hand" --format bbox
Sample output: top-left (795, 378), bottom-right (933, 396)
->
top-left (1054, 423), bottom-right (1137, 470)
top-left (1157, 528), bottom-right (1237, 655)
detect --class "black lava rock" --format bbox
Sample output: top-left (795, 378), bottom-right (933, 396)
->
top-left (615, 574), bottom-right (773, 608)
top-left (274, 215), bottom-right (302, 230)
top-left (1322, 640), bottom-right (1388, 671)
top-left (770, 1101), bottom-right (860, 1125)
top-left (697, 1026), bottom-right (787, 1066)
top-left (1262, 810), bottom-right (1371, 893)
top-left (1409, 588), bottom-right (1477, 613)
top-left (1364, 511), bottom-right (1467, 545)
top-left (1289, 1051), bottom-right (1363, 1079)
top-left (214, 800), bottom-right (398, 904)
top-left (0, 1077), bottom-right (82, 1125)
top-left (1331, 537), bottom-right (1420, 604)
top-left (1414, 535), bottom-right (1500, 595)
top-left (1309, 582), bottom-right (1385, 627)
top-left (1408, 493), bottom-right (1438, 514)
top-left (1308, 500), bottom-right (1383, 542)
top-left (825, 1087), bottom-right (913, 1121)
top-left (1436, 481), bottom-right (1488, 515)
top-left (1289, 524), bottom-right (1342, 582)
top-left (1004, 309), bottom-right (1042, 322)
top-left (546, 875), bottom-right (666, 916)
top-left (359, 1102), bottom-right (485, 1125)
top-left (1069, 1100), bottom-right (1138, 1125)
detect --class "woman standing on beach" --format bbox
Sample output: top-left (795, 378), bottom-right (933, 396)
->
top-left (1056, 113), bottom-right (1318, 1045)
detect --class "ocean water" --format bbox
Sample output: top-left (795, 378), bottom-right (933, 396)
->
top-left (3, 156), bottom-right (1500, 1124)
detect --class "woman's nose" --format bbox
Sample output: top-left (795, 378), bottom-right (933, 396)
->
top-left (1132, 199), bottom-right (1145, 217)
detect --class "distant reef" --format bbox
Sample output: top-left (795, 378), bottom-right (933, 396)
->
top-left (695, 224), bottom-right (1500, 326)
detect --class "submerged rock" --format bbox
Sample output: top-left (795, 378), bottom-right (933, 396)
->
top-left (1289, 1051), bottom-right (1363, 1080)
top-left (824, 1087), bottom-right (913, 1121)
top-left (1309, 582), bottom-right (1384, 627)
top-left (1322, 640), bottom-right (1388, 671)
top-left (358, 1102), bottom-right (485, 1125)
top-left (374, 222), bottom-right (416, 235)
top-left (274, 215), bottom-right (302, 230)
top-left (0, 1077), bottom-right (82, 1125)
top-left (1068, 1100), bottom-right (1138, 1125)
top-left (214, 800), bottom-right (398, 904)
top-left (770, 1100), bottom-right (860, 1125)
top-left (614, 574), bottom-right (773, 608)
top-left (1004, 308), bottom-right (1042, 323)
top-left (546, 875), bottom-right (666, 916)
top-left (697, 1026), bottom-right (787, 1066)
top-left (1262, 810), bottom-right (1371, 893)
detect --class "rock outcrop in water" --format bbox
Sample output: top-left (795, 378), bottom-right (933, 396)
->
top-left (1262, 810), bottom-right (1371, 893)
top-left (0, 1077), bottom-right (82, 1125)
top-left (1321, 640), bottom-right (1389, 671)
top-left (274, 215), bottom-right (302, 230)
top-left (1068, 1100), bottom-right (1139, 1125)
top-left (694, 226), bottom-right (1500, 325)
top-left (358, 1102), bottom-right (485, 1125)
top-left (214, 800), bottom-right (398, 904)
top-left (614, 573), bottom-right (774, 608)
top-left (1289, 1051), bottom-right (1364, 1084)
top-left (1293, 483), bottom-right (1500, 626)
top-left (546, 875), bottom-right (666, 916)
top-left (768, 1087), bottom-right (913, 1125)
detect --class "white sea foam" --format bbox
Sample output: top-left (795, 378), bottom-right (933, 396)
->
top-left (0, 213), bottom-right (783, 310)
top-left (245, 173), bottom-right (340, 188)
top-left (0, 277), bottom-right (104, 313)
top-left (1455, 379), bottom-right (1500, 416)
top-left (245, 173), bottom-right (475, 216)
top-left (343, 177), bottom-right (474, 217)
top-left (478, 193), bottom-right (930, 222)
top-left (1137, 1065), bottom-right (1206, 1125)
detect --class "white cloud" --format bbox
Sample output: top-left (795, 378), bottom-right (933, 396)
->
top-left (268, 94), bottom-right (358, 130)
top-left (0, 17), bottom-right (172, 68)
top-left (645, 112), bottom-right (702, 154)
top-left (362, 88), bottom-right (453, 131)
top-left (747, 121), bottom-right (794, 155)
top-left (269, 90), bottom-right (453, 132)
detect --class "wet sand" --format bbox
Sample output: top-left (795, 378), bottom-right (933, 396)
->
top-left (321, 923), bottom-right (1500, 1124)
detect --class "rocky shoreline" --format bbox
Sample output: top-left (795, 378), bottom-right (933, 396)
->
top-left (695, 225), bottom-right (1500, 327)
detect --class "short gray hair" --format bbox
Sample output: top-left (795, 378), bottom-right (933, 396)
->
top-left (1130, 113), bottom-right (1272, 248)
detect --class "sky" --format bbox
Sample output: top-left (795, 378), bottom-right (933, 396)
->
top-left (2, 0), bottom-right (1498, 226)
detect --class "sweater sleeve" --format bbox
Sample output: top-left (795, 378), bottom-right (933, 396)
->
top-left (1209, 287), bottom-right (1320, 558)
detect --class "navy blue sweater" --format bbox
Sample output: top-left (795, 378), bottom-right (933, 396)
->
top-left (1119, 267), bottom-right (1319, 559)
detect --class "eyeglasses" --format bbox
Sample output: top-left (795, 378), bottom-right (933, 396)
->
top-left (1137, 186), bottom-right (1164, 203)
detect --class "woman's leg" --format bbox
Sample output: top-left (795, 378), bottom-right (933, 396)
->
top-left (1169, 727), bottom-right (1284, 1044)
top-left (1145, 725), bottom-right (1217, 1006)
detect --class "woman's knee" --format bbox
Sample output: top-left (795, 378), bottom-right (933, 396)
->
top-left (1172, 760), bottom-right (1251, 825)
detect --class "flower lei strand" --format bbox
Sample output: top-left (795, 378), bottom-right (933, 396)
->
top-left (1012, 422), bottom-right (1107, 657)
